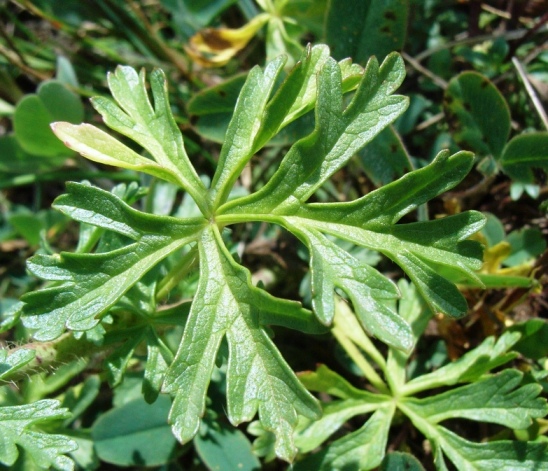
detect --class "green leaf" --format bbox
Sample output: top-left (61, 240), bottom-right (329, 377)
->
top-left (358, 125), bottom-right (412, 186)
top-left (504, 227), bottom-right (546, 266)
top-left (0, 348), bottom-right (35, 381)
top-left (404, 369), bottom-right (548, 429)
top-left (188, 73), bottom-right (248, 143)
top-left (326, 0), bottom-right (409, 62)
top-left (402, 330), bottom-right (521, 396)
top-left (52, 66), bottom-right (208, 213)
top-left (208, 44), bottom-right (364, 208)
top-left (380, 452), bottom-right (425, 471)
top-left (163, 225), bottom-right (321, 462)
top-left (91, 395), bottom-right (176, 467)
top-left (292, 226), bottom-right (411, 351)
top-left (104, 330), bottom-right (145, 387)
top-left (61, 375), bottom-right (101, 427)
top-left (299, 364), bottom-right (385, 401)
top-left (188, 45), bottom-right (363, 147)
top-left (21, 183), bottom-right (204, 340)
top-left (209, 55), bottom-right (287, 208)
top-left (194, 418), bottom-right (261, 471)
top-left (50, 123), bottom-right (189, 188)
top-left (0, 135), bottom-right (64, 174)
top-left (143, 329), bottom-right (173, 404)
top-left (0, 400), bottom-right (77, 470)
top-left (14, 80), bottom-right (83, 158)
top-left (444, 72), bottom-right (510, 159)
top-left (510, 319), bottom-right (548, 360)
top-left (278, 153), bottom-right (485, 319)
top-left (24, 46), bottom-right (497, 465)
top-left (433, 427), bottom-right (548, 471)
top-left (222, 52), bottom-right (408, 213)
top-left (296, 365), bottom-right (390, 454)
top-left (294, 405), bottom-right (395, 471)
top-left (501, 133), bottom-right (548, 183)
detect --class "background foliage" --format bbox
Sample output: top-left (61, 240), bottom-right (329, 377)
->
top-left (0, 0), bottom-right (547, 470)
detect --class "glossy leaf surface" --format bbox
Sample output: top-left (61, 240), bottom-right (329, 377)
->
top-left (24, 45), bottom-right (489, 462)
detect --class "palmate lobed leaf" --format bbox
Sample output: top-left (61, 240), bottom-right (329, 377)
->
top-left (222, 150), bottom-right (485, 331)
top-left (218, 51), bottom-right (408, 214)
top-left (25, 44), bottom-right (490, 462)
top-left (294, 286), bottom-right (548, 470)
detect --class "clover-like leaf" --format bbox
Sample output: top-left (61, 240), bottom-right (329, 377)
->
top-left (0, 400), bottom-right (77, 470)
top-left (500, 132), bottom-right (548, 183)
top-left (444, 71), bottom-right (510, 159)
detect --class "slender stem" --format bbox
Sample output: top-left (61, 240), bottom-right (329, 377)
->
top-left (4, 334), bottom-right (112, 383)
top-left (155, 246), bottom-right (199, 302)
top-left (414, 29), bottom-right (528, 62)
top-left (332, 324), bottom-right (389, 394)
top-left (512, 56), bottom-right (548, 130)
top-left (402, 52), bottom-right (448, 89)
top-left (0, 43), bottom-right (51, 82)
top-left (333, 299), bottom-right (389, 393)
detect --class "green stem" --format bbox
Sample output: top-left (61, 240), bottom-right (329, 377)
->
top-left (333, 299), bottom-right (389, 393)
top-left (332, 324), bottom-right (389, 394)
top-left (334, 298), bottom-right (388, 373)
top-left (155, 246), bottom-right (199, 302)
top-left (5, 334), bottom-right (112, 383)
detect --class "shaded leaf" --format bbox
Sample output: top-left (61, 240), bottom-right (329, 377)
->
top-left (326, 0), bottom-right (409, 62)
top-left (444, 72), bottom-right (510, 159)
top-left (91, 395), bottom-right (176, 467)
top-left (358, 125), bottom-right (412, 186)
top-left (380, 452), bottom-right (425, 471)
top-left (195, 418), bottom-right (261, 471)
top-left (501, 133), bottom-right (548, 182)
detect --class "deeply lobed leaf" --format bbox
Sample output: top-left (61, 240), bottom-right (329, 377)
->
top-left (25, 45), bottom-right (495, 463)
top-left (404, 369), bottom-right (548, 429)
top-left (0, 400), bottom-right (77, 470)
top-left (220, 52), bottom-right (408, 214)
top-left (163, 225), bottom-right (321, 461)
top-left (21, 183), bottom-right (204, 340)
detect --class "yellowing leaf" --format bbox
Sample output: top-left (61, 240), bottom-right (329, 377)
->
top-left (185, 13), bottom-right (270, 67)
